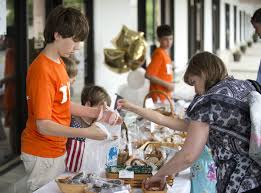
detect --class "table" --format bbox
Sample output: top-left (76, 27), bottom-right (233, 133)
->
top-left (34, 168), bottom-right (191, 193)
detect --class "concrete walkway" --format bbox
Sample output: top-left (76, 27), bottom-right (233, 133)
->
top-left (173, 41), bottom-right (261, 101)
top-left (228, 41), bottom-right (260, 80)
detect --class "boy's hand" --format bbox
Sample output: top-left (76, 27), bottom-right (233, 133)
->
top-left (83, 124), bottom-right (107, 140)
top-left (97, 105), bottom-right (123, 125)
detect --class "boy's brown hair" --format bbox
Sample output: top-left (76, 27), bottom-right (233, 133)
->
top-left (44, 5), bottom-right (89, 43)
top-left (184, 52), bottom-right (228, 91)
top-left (157, 25), bottom-right (173, 38)
top-left (81, 84), bottom-right (111, 107)
top-left (62, 56), bottom-right (78, 78)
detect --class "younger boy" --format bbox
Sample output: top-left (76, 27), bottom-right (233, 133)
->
top-left (145, 25), bottom-right (174, 102)
top-left (62, 56), bottom-right (78, 97)
top-left (66, 84), bottom-right (111, 172)
top-left (20, 6), bottom-right (120, 193)
top-left (62, 56), bottom-right (79, 85)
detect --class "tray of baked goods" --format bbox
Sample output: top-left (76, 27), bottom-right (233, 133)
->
top-left (56, 172), bottom-right (131, 193)
top-left (122, 111), bottom-right (187, 150)
top-left (105, 141), bottom-right (176, 188)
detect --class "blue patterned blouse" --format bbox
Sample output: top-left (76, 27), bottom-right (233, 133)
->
top-left (186, 77), bottom-right (261, 193)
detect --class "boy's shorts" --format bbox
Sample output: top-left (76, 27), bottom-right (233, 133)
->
top-left (20, 152), bottom-right (66, 193)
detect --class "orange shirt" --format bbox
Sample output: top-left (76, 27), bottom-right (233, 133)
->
top-left (146, 48), bottom-right (173, 102)
top-left (21, 53), bottom-right (71, 158)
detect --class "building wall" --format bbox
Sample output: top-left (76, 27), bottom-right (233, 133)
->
top-left (212, 0), bottom-right (257, 64)
top-left (93, 0), bottom-right (138, 99)
top-left (93, 0), bottom-right (258, 101)
top-left (174, 0), bottom-right (188, 70)
top-left (220, 0), bottom-right (256, 50)
top-left (204, 0), bottom-right (213, 52)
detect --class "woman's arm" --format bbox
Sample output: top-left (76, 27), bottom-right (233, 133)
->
top-left (145, 120), bottom-right (209, 188)
top-left (118, 99), bottom-right (189, 132)
top-left (156, 121), bottom-right (209, 176)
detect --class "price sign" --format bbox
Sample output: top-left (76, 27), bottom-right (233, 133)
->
top-left (119, 170), bottom-right (134, 179)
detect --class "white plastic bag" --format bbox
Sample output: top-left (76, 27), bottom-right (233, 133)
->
top-left (80, 123), bottom-right (121, 177)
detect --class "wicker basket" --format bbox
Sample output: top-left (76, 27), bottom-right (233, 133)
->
top-left (142, 184), bottom-right (167, 193)
top-left (106, 172), bottom-right (152, 188)
top-left (143, 90), bottom-right (174, 117)
top-left (106, 172), bottom-right (173, 188)
top-left (55, 176), bottom-right (90, 193)
top-left (106, 142), bottom-right (174, 189)
top-left (139, 141), bottom-right (182, 151)
top-left (142, 142), bottom-right (163, 166)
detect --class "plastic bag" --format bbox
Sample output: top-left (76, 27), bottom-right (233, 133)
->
top-left (81, 123), bottom-right (121, 177)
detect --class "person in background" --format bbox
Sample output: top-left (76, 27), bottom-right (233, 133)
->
top-left (62, 56), bottom-right (79, 85)
top-left (0, 26), bottom-right (16, 128)
top-left (62, 56), bottom-right (79, 97)
top-left (66, 84), bottom-right (111, 172)
top-left (0, 26), bottom-right (16, 146)
top-left (251, 8), bottom-right (261, 84)
top-left (145, 25), bottom-right (174, 103)
top-left (118, 52), bottom-right (261, 193)
top-left (20, 6), bottom-right (121, 193)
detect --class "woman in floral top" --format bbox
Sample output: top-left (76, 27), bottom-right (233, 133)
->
top-left (118, 52), bottom-right (261, 193)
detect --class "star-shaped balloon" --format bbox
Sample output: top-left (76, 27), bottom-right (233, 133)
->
top-left (104, 25), bottom-right (146, 73)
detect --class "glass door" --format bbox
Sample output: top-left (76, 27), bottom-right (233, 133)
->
top-left (188, 0), bottom-right (204, 58)
top-left (212, 0), bottom-right (220, 54)
top-left (225, 3), bottom-right (230, 49)
top-left (0, 0), bottom-right (26, 171)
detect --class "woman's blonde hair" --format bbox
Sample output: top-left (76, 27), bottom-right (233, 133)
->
top-left (184, 52), bottom-right (228, 91)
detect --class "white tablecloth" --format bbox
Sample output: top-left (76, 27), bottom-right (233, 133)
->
top-left (169, 168), bottom-right (191, 193)
top-left (34, 169), bottom-right (191, 193)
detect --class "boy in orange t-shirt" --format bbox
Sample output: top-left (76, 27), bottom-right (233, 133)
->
top-left (20, 6), bottom-right (121, 193)
top-left (145, 25), bottom-right (174, 102)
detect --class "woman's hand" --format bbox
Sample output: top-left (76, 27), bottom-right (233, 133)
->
top-left (117, 99), bottom-right (137, 111)
top-left (143, 175), bottom-right (166, 191)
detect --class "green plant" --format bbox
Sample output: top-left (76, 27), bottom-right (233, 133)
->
top-left (233, 50), bottom-right (241, 62)
top-left (252, 33), bottom-right (258, 43)
top-left (240, 45), bottom-right (247, 54)
top-left (247, 41), bottom-right (252, 47)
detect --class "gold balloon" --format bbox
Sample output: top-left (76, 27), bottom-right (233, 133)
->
top-left (127, 38), bottom-right (146, 70)
top-left (104, 48), bottom-right (130, 73)
top-left (104, 25), bottom-right (147, 73)
top-left (115, 25), bottom-right (141, 50)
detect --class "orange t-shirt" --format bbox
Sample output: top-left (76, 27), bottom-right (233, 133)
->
top-left (21, 53), bottom-right (71, 158)
top-left (146, 48), bottom-right (173, 102)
